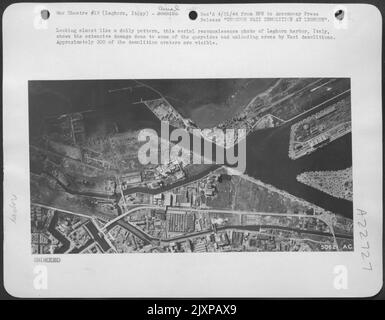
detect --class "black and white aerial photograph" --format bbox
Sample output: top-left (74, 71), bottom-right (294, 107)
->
top-left (29, 78), bottom-right (353, 254)
top-left (2, 0), bottom-right (384, 302)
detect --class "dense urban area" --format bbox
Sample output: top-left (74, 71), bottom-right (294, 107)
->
top-left (30, 78), bottom-right (353, 254)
